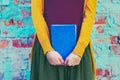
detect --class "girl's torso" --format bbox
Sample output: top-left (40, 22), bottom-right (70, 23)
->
top-left (35, 0), bottom-right (84, 42)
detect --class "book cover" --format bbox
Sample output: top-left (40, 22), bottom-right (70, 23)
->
top-left (50, 24), bottom-right (77, 60)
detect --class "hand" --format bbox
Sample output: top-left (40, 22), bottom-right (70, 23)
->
top-left (65, 53), bottom-right (81, 66)
top-left (46, 51), bottom-right (64, 66)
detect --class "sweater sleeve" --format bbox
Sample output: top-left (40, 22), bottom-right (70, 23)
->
top-left (31, 0), bottom-right (54, 54)
top-left (72, 0), bottom-right (97, 58)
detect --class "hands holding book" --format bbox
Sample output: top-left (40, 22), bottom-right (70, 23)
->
top-left (64, 53), bottom-right (81, 66)
top-left (47, 24), bottom-right (81, 66)
top-left (46, 51), bottom-right (64, 65)
top-left (46, 51), bottom-right (81, 66)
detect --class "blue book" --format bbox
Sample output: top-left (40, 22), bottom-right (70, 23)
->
top-left (50, 24), bottom-right (77, 60)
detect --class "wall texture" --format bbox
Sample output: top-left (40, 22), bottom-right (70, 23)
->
top-left (0, 0), bottom-right (120, 80)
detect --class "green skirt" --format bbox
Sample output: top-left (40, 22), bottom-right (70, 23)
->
top-left (30, 41), bottom-right (94, 80)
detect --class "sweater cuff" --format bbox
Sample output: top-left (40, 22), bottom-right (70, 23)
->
top-left (72, 43), bottom-right (86, 58)
top-left (41, 40), bottom-right (54, 55)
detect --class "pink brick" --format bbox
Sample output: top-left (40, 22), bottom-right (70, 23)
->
top-left (110, 36), bottom-right (117, 44)
top-left (14, 0), bottom-right (21, 4)
top-left (4, 19), bottom-right (15, 26)
top-left (0, 40), bottom-right (9, 48)
top-left (17, 21), bottom-right (23, 27)
top-left (110, 45), bottom-right (120, 55)
top-left (96, 25), bottom-right (104, 34)
top-left (12, 37), bottom-right (33, 48)
top-left (3, 31), bottom-right (8, 35)
top-left (13, 0), bottom-right (31, 5)
top-left (12, 39), bottom-right (21, 48)
top-left (96, 68), bottom-right (103, 76)
top-left (104, 69), bottom-right (110, 77)
top-left (21, 10), bottom-right (31, 17)
top-left (95, 14), bottom-right (106, 24)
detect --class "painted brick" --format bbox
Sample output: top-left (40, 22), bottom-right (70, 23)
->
top-left (96, 68), bottom-right (103, 76)
top-left (0, 40), bottom-right (9, 48)
top-left (95, 14), bottom-right (106, 24)
top-left (0, 0), bottom-right (120, 80)
top-left (12, 36), bottom-right (33, 48)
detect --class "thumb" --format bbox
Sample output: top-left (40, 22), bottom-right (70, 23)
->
top-left (65, 58), bottom-right (69, 66)
top-left (58, 57), bottom-right (64, 65)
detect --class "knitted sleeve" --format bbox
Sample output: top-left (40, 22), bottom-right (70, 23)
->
top-left (72, 0), bottom-right (97, 58)
top-left (31, 0), bottom-right (54, 54)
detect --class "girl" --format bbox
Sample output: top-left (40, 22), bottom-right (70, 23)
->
top-left (30, 0), bottom-right (97, 80)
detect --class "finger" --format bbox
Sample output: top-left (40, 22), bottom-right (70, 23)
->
top-left (72, 60), bottom-right (80, 66)
top-left (59, 57), bottom-right (64, 65)
top-left (67, 59), bottom-right (76, 66)
top-left (67, 61), bottom-right (73, 66)
top-left (50, 60), bottom-right (56, 66)
top-left (55, 58), bottom-right (61, 65)
top-left (75, 59), bottom-right (81, 65)
top-left (49, 57), bottom-right (58, 66)
top-left (60, 57), bottom-right (65, 64)
top-left (65, 58), bottom-right (69, 66)
top-left (50, 61), bottom-right (56, 66)
top-left (51, 63), bottom-right (56, 66)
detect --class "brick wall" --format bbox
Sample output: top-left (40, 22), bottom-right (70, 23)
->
top-left (0, 0), bottom-right (120, 80)
top-left (92, 0), bottom-right (120, 80)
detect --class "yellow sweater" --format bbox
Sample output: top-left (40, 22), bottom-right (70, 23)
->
top-left (31, 0), bottom-right (97, 79)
